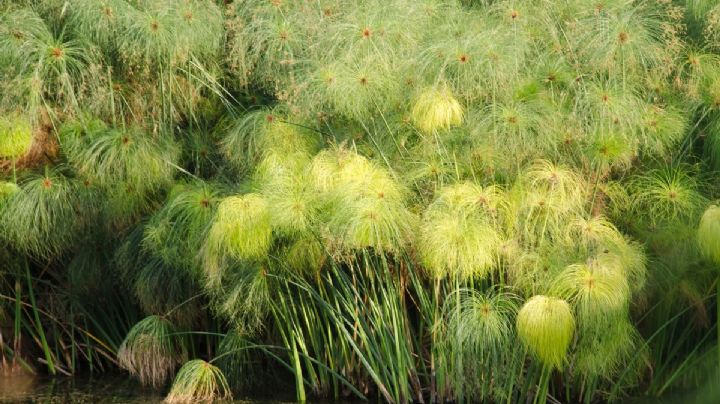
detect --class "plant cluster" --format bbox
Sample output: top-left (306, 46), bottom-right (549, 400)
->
top-left (2, 1), bottom-right (720, 403)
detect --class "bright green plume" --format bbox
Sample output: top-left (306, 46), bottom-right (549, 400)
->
top-left (411, 86), bottom-right (464, 133)
top-left (0, 114), bottom-right (33, 159)
top-left (0, 181), bottom-right (19, 200)
top-left (419, 183), bottom-right (502, 279)
top-left (516, 295), bottom-right (575, 369)
top-left (203, 194), bottom-right (272, 279)
top-left (556, 255), bottom-right (631, 318)
top-left (698, 204), bottom-right (720, 265)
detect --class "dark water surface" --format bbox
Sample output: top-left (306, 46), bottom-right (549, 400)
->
top-left (3, 372), bottom-right (720, 403)
top-left (0, 373), bottom-right (295, 403)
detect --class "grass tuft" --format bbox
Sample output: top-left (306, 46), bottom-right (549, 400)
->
top-left (118, 315), bottom-right (187, 389)
top-left (165, 359), bottom-right (232, 403)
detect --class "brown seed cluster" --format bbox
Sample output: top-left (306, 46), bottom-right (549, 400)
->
top-left (51, 47), bottom-right (64, 59)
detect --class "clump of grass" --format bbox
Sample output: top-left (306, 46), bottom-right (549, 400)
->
top-left (574, 317), bottom-right (640, 377)
top-left (444, 288), bottom-right (518, 358)
top-left (209, 262), bottom-right (271, 335)
top-left (313, 148), bottom-right (415, 254)
top-left (584, 131), bottom-right (636, 173)
top-left (516, 295), bottom-right (575, 369)
top-left (132, 256), bottom-right (202, 328)
top-left (165, 359), bottom-right (232, 403)
top-left (118, 315), bottom-right (187, 389)
top-left (0, 7), bottom-right (90, 114)
top-left (263, 174), bottom-right (318, 238)
top-left (283, 236), bottom-right (325, 274)
top-left (2, 1), bottom-right (719, 402)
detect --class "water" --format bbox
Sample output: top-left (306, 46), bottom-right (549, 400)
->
top-left (0, 373), bottom-right (163, 403)
top-left (0, 372), bottom-right (295, 403)
top-left (4, 372), bottom-right (718, 403)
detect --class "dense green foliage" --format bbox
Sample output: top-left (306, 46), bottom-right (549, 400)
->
top-left (2, 0), bottom-right (720, 403)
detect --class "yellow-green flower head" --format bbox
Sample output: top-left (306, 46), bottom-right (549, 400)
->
top-left (411, 86), bottom-right (464, 133)
top-left (419, 183), bottom-right (501, 279)
top-left (309, 149), bottom-right (371, 196)
top-left (698, 204), bottom-right (720, 265)
top-left (557, 256), bottom-right (630, 318)
top-left (0, 114), bottom-right (33, 159)
top-left (523, 160), bottom-right (585, 215)
top-left (565, 215), bottom-right (625, 250)
top-left (516, 295), bottom-right (575, 369)
top-left (431, 182), bottom-right (505, 217)
top-left (317, 149), bottom-right (415, 254)
top-left (207, 194), bottom-right (272, 261)
top-left (0, 181), bottom-right (19, 200)
top-left (310, 148), bottom-right (406, 204)
top-left (330, 193), bottom-right (416, 254)
top-left (260, 120), bottom-right (317, 155)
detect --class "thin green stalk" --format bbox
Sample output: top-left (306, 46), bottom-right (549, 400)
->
top-left (291, 333), bottom-right (306, 403)
top-left (13, 279), bottom-right (22, 368)
top-left (25, 260), bottom-right (55, 375)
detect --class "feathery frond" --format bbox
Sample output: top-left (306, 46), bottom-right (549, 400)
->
top-left (516, 295), bottom-right (575, 369)
top-left (165, 359), bottom-right (232, 404)
top-left (203, 194), bottom-right (272, 279)
top-left (0, 168), bottom-right (88, 259)
top-left (411, 86), bottom-right (464, 133)
top-left (419, 183), bottom-right (501, 279)
top-left (118, 315), bottom-right (187, 388)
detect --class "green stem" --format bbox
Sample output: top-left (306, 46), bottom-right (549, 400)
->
top-left (13, 278), bottom-right (21, 368)
top-left (291, 332), bottom-right (306, 403)
top-left (25, 260), bottom-right (56, 375)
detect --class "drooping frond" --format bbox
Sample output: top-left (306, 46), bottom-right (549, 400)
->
top-left (65, 126), bottom-right (179, 194)
top-left (411, 86), bottom-right (464, 133)
top-left (419, 183), bottom-right (502, 279)
top-left (118, 315), bottom-right (187, 388)
top-left (0, 168), bottom-right (90, 259)
top-left (143, 182), bottom-right (221, 272)
top-left (516, 295), bottom-right (575, 369)
top-left (165, 359), bottom-right (232, 404)
top-left (203, 193), bottom-right (272, 279)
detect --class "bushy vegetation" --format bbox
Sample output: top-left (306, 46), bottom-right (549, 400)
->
top-left (2, 0), bottom-right (720, 402)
